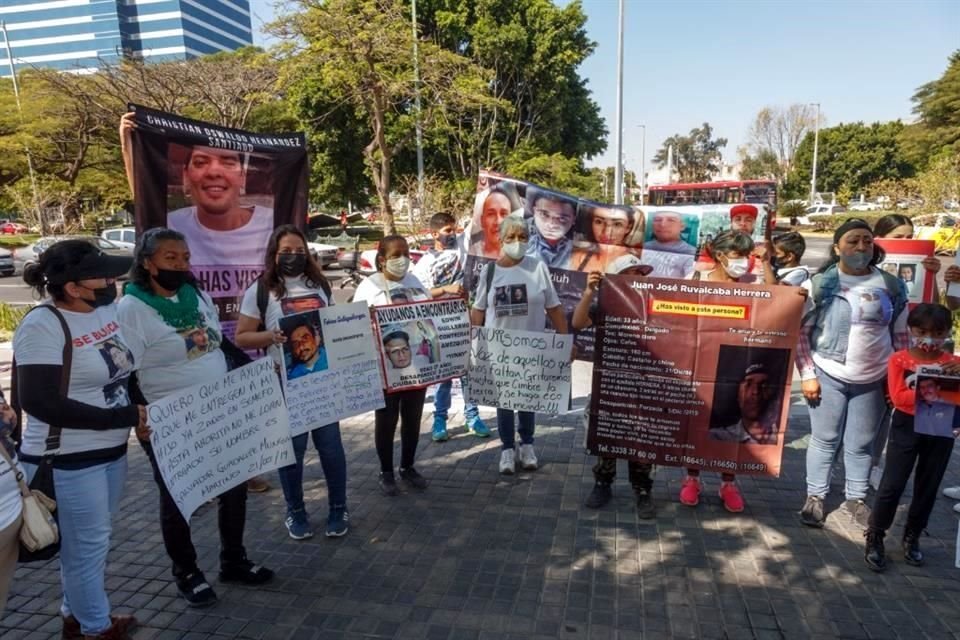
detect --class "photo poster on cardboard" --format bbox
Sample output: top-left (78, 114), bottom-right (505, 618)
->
top-left (585, 275), bottom-right (805, 477)
top-left (279, 302), bottom-right (385, 436)
top-left (467, 327), bottom-right (573, 413)
top-left (147, 358), bottom-right (294, 520)
top-left (464, 170), bottom-right (769, 359)
top-left (129, 103), bottom-right (309, 339)
top-left (875, 238), bottom-right (935, 306)
top-left (915, 366), bottom-right (960, 438)
top-left (372, 298), bottom-right (472, 392)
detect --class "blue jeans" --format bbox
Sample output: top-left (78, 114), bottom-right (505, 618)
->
top-left (805, 367), bottom-right (886, 500)
top-left (277, 423), bottom-right (347, 515)
top-left (23, 457), bottom-right (127, 635)
top-left (496, 409), bottom-right (535, 450)
top-left (434, 377), bottom-right (479, 421)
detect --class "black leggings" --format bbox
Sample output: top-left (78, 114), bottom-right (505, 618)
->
top-left (375, 388), bottom-right (427, 473)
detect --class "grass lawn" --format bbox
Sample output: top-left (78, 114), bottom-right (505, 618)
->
top-left (0, 234), bottom-right (39, 249)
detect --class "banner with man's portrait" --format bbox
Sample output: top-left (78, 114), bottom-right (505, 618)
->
top-left (466, 171), bottom-right (769, 359)
top-left (129, 104), bottom-right (309, 338)
top-left (584, 274), bottom-right (805, 477)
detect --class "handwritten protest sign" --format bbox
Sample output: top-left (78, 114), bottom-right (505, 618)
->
top-left (586, 275), bottom-right (804, 477)
top-left (467, 327), bottom-right (572, 413)
top-left (372, 298), bottom-right (471, 392)
top-left (281, 302), bottom-right (384, 436)
top-left (147, 358), bottom-right (294, 520)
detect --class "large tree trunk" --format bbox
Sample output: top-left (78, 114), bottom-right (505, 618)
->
top-left (366, 87), bottom-right (396, 236)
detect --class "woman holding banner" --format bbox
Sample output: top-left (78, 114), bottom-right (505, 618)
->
top-left (15, 240), bottom-right (145, 640)
top-left (680, 230), bottom-right (772, 513)
top-left (118, 228), bottom-right (273, 608)
top-left (470, 215), bottom-right (569, 474)
top-left (354, 236), bottom-right (433, 496)
top-left (797, 219), bottom-right (909, 529)
top-left (235, 225), bottom-right (349, 540)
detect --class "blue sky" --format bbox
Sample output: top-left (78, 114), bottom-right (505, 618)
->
top-left (248, 0), bottom-right (960, 174)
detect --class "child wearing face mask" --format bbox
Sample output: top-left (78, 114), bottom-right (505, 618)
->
top-left (412, 212), bottom-right (490, 441)
top-left (864, 303), bottom-right (960, 572)
top-left (682, 230), bottom-right (771, 512)
top-left (354, 236), bottom-right (433, 496)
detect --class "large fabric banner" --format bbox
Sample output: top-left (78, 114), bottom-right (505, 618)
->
top-left (372, 298), bottom-right (471, 392)
top-left (279, 302), bottom-right (385, 436)
top-left (586, 275), bottom-right (805, 477)
top-left (874, 238), bottom-right (935, 305)
top-left (467, 327), bottom-right (572, 413)
top-left (146, 358), bottom-right (294, 520)
top-left (466, 170), bottom-right (769, 358)
top-left (129, 104), bottom-right (309, 338)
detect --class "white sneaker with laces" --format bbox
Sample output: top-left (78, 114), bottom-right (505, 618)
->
top-left (518, 444), bottom-right (538, 470)
top-left (499, 449), bottom-right (516, 475)
top-left (943, 486), bottom-right (960, 500)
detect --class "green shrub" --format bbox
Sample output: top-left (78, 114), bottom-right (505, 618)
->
top-left (0, 302), bottom-right (29, 342)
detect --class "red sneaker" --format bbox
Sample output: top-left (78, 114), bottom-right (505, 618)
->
top-left (679, 476), bottom-right (701, 506)
top-left (719, 481), bottom-right (744, 513)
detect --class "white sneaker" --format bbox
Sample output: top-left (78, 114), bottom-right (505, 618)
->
top-left (943, 486), bottom-right (960, 500)
top-left (518, 444), bottom-right (538, 470)
top-left (499, 449), bottom-right (516, 475)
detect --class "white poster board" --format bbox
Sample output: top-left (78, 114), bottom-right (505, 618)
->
top-left (280, 302), bottom-right (385, 436)
top-left (147, 358), bottom-right (294, 520)
top-left (467, 327), bottom-right (572, 413)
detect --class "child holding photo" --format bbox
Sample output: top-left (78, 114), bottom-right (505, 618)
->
top-left (864, 303), bottom-right (960, 571)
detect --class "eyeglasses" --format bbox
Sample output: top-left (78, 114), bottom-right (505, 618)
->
top-left (534, 208), bottom-right (572, 226)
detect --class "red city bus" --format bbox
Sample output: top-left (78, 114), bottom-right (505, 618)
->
top-left (647, 180), bottom-right (777, 211)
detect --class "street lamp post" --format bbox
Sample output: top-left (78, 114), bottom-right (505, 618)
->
top-left (638, 124), bottom-right (646, 205)
top-left (613, 0), bottom-right (625, 205)
top-left (809, 102), bottom-right (820, 205)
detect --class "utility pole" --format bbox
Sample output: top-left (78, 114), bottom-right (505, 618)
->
top-left (1, 20), bottom-right (44, 234)
top-left (411, 0), bottom-right (425, 227)
top-left (613, 0), bottom-right (625, 205)
top-left (638, 124), bottom-right (646, 205)
top-left (809, 102), bottom-right (821, 205)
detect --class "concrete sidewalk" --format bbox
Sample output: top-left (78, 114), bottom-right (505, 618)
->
top-left (2, 382), bottom-right (960, 640)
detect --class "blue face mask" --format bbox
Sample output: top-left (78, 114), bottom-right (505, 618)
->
top-left (840, 251), bottom-right (872, 271)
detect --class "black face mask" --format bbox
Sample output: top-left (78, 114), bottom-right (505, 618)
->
top-left (438, 233), bottom-right (457, 250)
top-left (769, 256), bottom-right (782, 271)
top-left (81, 282), bottom-right (117, 308)
top-left (154, 268), bottom-right (194, 292)
top-left (278, 253), bottom-right (307, 277)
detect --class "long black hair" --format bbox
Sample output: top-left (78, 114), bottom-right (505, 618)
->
top-left (819, 218), bottom-right (886, 272)
top-left (261, 225), bottom-right (328, 299)
top-left (128, 227), bottom-right (188, 291)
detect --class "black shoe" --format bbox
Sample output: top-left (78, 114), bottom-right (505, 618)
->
top-left (585, 482), bottom-right (612, 509)
top-left (176, 571), bottom-right (218, 608)
top-left (399, 467), bottom-right (428, 490)
top-left (843, 499), bottom-right (871, 529)
top-left (379, 472), bottom-right (399, 496)
top-left (799, 495), bottom-right (825, 528)
top-left (902, 529), bottom-right (924, 566)
top-left (219, 558), bottom-right (274, 585)
top-left (635, 489), bottom-right (656, 520)
top-left (864, 528), bottom-right (886, 572)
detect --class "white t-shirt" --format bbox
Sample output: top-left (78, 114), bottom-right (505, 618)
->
top-left (642, 249), bottom-right (696, 279)
top-left (167, 205), bottom-right (273, 266)
top-left (778, 266), bottom-right (811, 287)
top-left (13, 304), bottom-right (136, 457)
top-left (412, 249), bottom-right (463, 290)
top-left (473, 256), bottom-right (561, 332)
top-left (117, 290), bottom-right (228, 403)
top-left (238, 276), bottom-right (334, 368)
top-left (0, 440), bottom-right (23, 530)
top-left (353, 272), bottom-right (431, 307)
top-left (802, 269), bottom-right (907, 383)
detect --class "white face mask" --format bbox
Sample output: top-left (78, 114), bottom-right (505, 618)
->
top-left (502, 241), bottom-right (527, 260)
top-left (384, 256), bottom-right (409, 278)
top-left (722, 257), bottom-right (749, 279)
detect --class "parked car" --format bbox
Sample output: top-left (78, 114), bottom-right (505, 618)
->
top-left (0, 221), bottom-right (28, 235)
top-left (306, 241), bottom-right (339, 268)
top-left (13, 235), bottom-right (132, 275)
top-left (101, 227), bottom-right (137, 250)
top-left (848, 202), bottom-right (882, 212)
top-left (0, 247), bottom-right (14, 276)
top-left (804, 204), bottom-right (847, 218)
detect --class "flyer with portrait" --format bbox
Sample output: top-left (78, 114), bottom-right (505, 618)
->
top-left (129, 104), bottom-right (309, 338)
top-left (874, 238), bottom-right (935, 306)
top-left (372, 298), bottom-right (471, 392)
top-left (915, 366), bottom-right (960, 438)
top-left (585, 275), bottom-right (805, 477)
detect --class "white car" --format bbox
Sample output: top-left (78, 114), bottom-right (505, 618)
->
top-left (804, 204), bottom-right (848, 219)
top-left (101, 227), bottom-right (137, 250)
top-left (848, 202), bottom-right (882, 212)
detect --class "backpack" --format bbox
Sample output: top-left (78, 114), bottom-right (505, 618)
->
top-left (255, 275), bottom-right (331, 330)
top-left (807, 264), bottom-right (907, 343)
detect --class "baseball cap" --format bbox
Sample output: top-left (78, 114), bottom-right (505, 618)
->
top-left (606, 254), bottom-right (654, 276)
top-left (44, 240), bottom-right (133, 285)
top-left (730, 204), bottom-right (759, 220)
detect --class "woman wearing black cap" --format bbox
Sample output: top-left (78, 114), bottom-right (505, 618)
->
top-left (14, 239), bottom-right (146, 640)
top-left (797, 219), bottom-right (909, 529)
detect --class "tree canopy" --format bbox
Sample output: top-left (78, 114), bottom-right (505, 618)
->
top-left (652, 123), bottom-right (727, 183)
